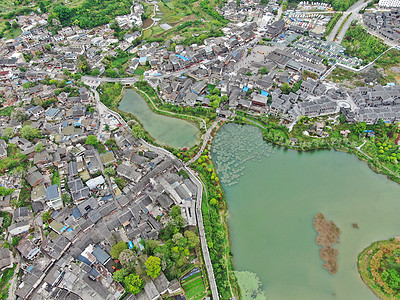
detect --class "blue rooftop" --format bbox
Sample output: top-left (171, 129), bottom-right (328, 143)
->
top-left (77, 255), bottom-right (92, 266)
top-left (92, 245), bottom-right (110, 265)
top-left (46, 184), bottom-right (59, 201)
top-left (45, 108), bottom-right (60, 118)
top-left (243, 87), bottom-right (249, 92)
top-left (261, 90), bottom-right (269, 96)
top-left (176, 54), bottom-right (189, 61)
top-left (72, 206), bottom-right (82, 219)
top-left (101, 194), bottom-right (113, 202)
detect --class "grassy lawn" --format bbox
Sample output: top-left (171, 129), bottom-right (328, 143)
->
top-left (134, 68), bottom-right (145, 75)
top-left (327, 68), bottom-right (362, 83)
top-left (181, 272), bottom-right (207, 300)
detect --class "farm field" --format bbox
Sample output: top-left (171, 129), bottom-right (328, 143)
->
top-left (181, 269), bottom-right (207, 300)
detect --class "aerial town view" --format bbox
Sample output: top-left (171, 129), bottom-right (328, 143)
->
top-left (1, 0), bottom-right (400, 299)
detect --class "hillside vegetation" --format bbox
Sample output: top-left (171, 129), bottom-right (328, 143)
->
top-left (342, 21), bottom-right (389, 65)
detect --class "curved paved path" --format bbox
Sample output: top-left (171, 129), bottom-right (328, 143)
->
top-left (186, 119), bottom-right (220, 166)
top-left (93, 88), bottom-right (220, 299)
top-left (185, 167), bottom-right (220, 300)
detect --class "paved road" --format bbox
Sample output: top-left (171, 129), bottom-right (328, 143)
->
top-left (334, 13), bottom-right (357, 43)
top-left (276, 1), bottom-right (283, 20)
top-left (186, 119), bottom-right (220, 166)
top-left (185, 167), bottom-right (220, 300)
top-left (327, 0), bottom-right (370, 42)
top-left (93, 87), bottom-right (220, 298)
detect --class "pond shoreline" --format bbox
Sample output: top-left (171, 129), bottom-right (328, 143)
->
top-left (212, 122), bottom-right (400, 299)
top-left (99, 81), bottom-right (400, 298)
top-left (117, 88), bottom-right (202, 150)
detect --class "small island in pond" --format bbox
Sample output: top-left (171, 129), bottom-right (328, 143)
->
top-left (358, 239), bottom-right (400, 299)
top-left (313, 213), bottom-right (341, 274)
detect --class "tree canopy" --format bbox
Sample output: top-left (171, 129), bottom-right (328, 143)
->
top-left (119, 249), bottom-right (136, 269)
top-left (52, 0), bottom-right (133, 29)
top-left (35, 142), bottom-right (44, 153)
top-left (131, 124), bottom-right (146, 139)
top-left (184, 231), bottom-right (199, 249)
top-left (113, 268), bottom-right (128, 283)
top-left (124, 274), bottom-right (144, 295)
top-left (20, 125), bottom-right (40, 141)
top-left (145, 256), bottom-right (162, 278)
top-left (110, 241), bottom-right (128, 259)
top-left (85, 135), bottom-right (99, 147)
top-left (0, 187), bottom-right (14, 197)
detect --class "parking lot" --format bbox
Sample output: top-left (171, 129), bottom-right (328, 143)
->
top-left (272, 33), bottom-right (362, 67)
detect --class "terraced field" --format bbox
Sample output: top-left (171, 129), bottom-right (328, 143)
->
top-left (181, 270), bottom-right (207, 300)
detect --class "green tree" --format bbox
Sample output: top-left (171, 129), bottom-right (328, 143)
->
top-left (35, 142), bottom-right (44, 153)
top-left (111, 241), bottom-right (128, 259)
top-left (281, 82), bottom-right (291, 94)
top-left (170, 205), bottom-right (181, 219)
top-left (259, 67), bottom-right (268, 75)
top-left (91, 69), bottom-right (101, 76)
top-left (113, 268), bottom-right (128, 283)
top-left (184, 231), bottom-right (199, 249)
top-left (42, 211), bottom-right (51, 223)
top-left (62, 193), bottom-right (72, 205)
top-left (38, 1), bottom-right (47, 13)
top-left (78, 56), bottom-right (90, 74)
top-left (0, 187), bottom-right (13, 196)
top-left (212, 88), bottom-right (220, 95)
top-left (20, 125), bottom-right (40, 141)
top-left (145, 239), bottom-right (160, 255)
top-left (2, 127), bottom-right (14, 139)
top-left (85, 135), bottom-right (99, 147)
top-left (119, 249), bottom-right (136, 269)
top-left (104, 167), bottom-right (116, 176)
top-left (11, 237), bottom-right (21, 246)
top-left (131, 124), bottom-right (145, 139)
top-left (124, 274), bottom-right (144, 295)
top-left (209, 198), bottom-right (218, 206)
top-left (145, 256), bottom-right (161, 278)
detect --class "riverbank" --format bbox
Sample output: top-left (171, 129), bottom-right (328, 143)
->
top-left (97, 81), bottom-right (241, 298)
top-left (98, 82), bottom-right (205, 152)
top-left (234, 111), bottom-right (400, 185)
top-left (189, 121), bottom-right (241, 299)
top-left (98, 80), bottom-right (400, 299)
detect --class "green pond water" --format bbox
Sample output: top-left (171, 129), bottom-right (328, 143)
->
top-left (211, 123), bottom-right (400, 300)
top-left (118, 89), bottom-right (200, 149)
